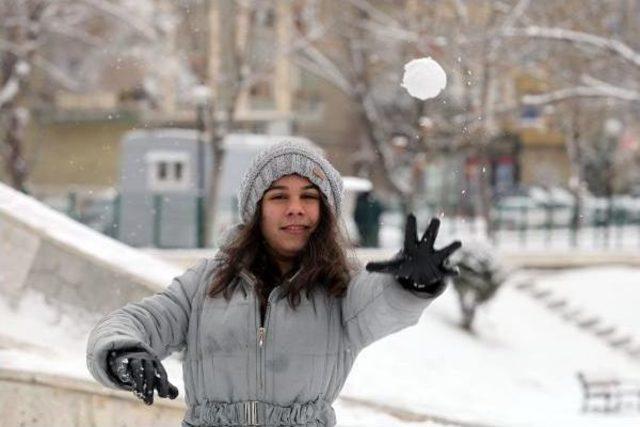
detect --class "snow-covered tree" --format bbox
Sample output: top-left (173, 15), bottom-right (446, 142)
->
top-left (500, 0), bottom-right (640, 201)
top-left (292, 0), bottom-right (537, 236)
top-left (0, 0), bottom-right (182, 192)
top-left (449, 240), bottom-right (506, 332)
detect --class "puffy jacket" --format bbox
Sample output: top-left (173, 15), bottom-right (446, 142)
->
top-left (86, 226), bottom-right (438, 426)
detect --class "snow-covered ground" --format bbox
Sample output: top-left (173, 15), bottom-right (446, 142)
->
top-left (338, 267), bottom-right (640, 426)
top-left (2, 267), bottom-right (640, 426)
top-left (533, 267), bottom-right (640, 350)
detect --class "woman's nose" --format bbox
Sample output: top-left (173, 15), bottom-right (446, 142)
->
top-left (285, 197), bottom-right (305, 214)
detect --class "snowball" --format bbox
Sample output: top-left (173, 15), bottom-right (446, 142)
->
top-left (401, 57), bottom-right (447, 101)
top-left (15, 61), bottom-right (31, 77)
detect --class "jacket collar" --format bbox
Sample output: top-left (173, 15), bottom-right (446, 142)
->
top-left (238, 265), bottom-right (303, 288)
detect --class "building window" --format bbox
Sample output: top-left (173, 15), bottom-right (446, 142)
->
top-left (252, 6), bottom-right (275, 28)
top-left (145, 151), bottom-right (191, 191)
top-left (158, 162), bottom-right (168, 180)
top-left (520, 105), bottom-right (544, 128)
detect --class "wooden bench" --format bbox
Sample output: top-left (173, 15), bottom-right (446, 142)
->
top-left (577, 372), bottom-right (640, 413)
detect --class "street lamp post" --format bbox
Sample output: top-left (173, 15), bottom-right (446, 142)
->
top-left (192, 85), bottom-right (212, 248)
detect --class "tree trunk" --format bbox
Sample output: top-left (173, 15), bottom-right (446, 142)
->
top-left (3, 106), bottom-right (29, 192)
top-left (457, 291), bottom-right (476, 332)
top-left (204, 113), bottom-right (228, 247)
top-left (564, 108), bottom-right (586, 239)
top-left (203, 0), bottom-right (243, 246)
top-left (477, 145), bottom-right (494, 238)
top-left (473, 36), bottom-right (498, 240)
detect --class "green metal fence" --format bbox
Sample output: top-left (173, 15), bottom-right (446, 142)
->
top-left (62, 191), bottom-right (640, 250)
top-left (64, 191), bottom-right (210, 248)
top-left (489, 201), bottom-right (640, 249)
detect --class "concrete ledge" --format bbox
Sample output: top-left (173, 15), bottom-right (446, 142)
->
top-left (500, 250), bottom-right (640, 269)
top-left (0, 368), bottom-right (185, 427)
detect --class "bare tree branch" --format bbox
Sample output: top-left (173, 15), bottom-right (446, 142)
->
top-left (0, 39), bottom-right (34, 55)
top-left (522, 85), bottom-right (640, 105)
top-left (78, 0), bottom-right (159, 41)
top-left (452, 78), bottom-right (640, 124)
top-left (0, 73), bottom-right (22, 108)
top-left (500, 0), bottom-right (531, 30)
top-left (295, 42), bottom-right (354, 96)
top-left (346, 0), bottom-right (405, 29)
top-left (43, 23), bottom-right (104, 47)
top-left (238, 20), bottom-right (333, 93)
top-left (292, 56), bottom-right (352, 96)
top-left (501, 26), bottom-right (640, 69)
top-left (357, 19), bottom-right (418, 43)
top-left (452, 0), bottom-right (469, 24)
top-left (32, 56), bottom-right (82, 91)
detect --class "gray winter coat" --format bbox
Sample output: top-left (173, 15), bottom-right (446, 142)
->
top-left (86, 227), bottom-right (438, 426)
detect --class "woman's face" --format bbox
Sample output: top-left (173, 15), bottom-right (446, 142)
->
top-left (260, 174), bottom-right (321, 260)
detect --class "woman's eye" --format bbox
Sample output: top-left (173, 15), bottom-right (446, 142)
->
top-left (271, 194), bottom-right (317, 200)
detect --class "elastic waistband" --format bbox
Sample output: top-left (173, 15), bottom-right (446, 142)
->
top-left (184, 397), bottom-right (334, 426)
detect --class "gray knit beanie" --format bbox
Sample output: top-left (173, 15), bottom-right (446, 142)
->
top-left (237, 141), bottom-right (344, 224)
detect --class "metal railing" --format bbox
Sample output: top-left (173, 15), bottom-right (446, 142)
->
top-left (490, 202), bottom-right (640, 250)
top-left (59, 191), bottom-right (640, 250)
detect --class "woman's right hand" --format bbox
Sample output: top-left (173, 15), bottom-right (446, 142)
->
top-left (107, 347), bottom-right (179, 405)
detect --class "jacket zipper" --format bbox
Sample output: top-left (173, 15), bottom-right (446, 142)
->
top-left (257, 301), bottom-right (270, 394)
top-left (246, 269), bottom-right (292, 399)
top-left (244, 270), bottom-right (262, 398)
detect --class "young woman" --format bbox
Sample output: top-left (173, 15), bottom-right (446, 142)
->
top-left (86, 141), bottom-right (461, 427)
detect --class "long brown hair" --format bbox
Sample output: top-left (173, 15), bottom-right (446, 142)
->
top-left (207, 190), bottom-right (357, 308)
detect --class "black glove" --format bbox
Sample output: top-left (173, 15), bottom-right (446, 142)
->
top-left (366, 214), bottom-right (461, 294)
top-left (107, 347), bottom-right (179, 405)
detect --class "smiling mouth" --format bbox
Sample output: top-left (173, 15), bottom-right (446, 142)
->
top-left (281, 225), bottom-right (308, 233)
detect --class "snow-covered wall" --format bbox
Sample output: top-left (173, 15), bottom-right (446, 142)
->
top-left (0, 182), bottom-right (188, 426)
top-left (0, 182), bottom-right (183, 320)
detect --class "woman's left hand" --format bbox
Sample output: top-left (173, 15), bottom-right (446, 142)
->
top-left (366, 214), bottom-right (461, 293)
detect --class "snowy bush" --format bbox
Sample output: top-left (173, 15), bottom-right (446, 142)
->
top-left (448, 240), bottom-right (507, 332)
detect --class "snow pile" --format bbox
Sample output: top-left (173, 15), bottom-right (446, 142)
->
top-left (0, 288), bottom-right (184, 392)
top-left (401, 57), bottom-right (447, 101)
